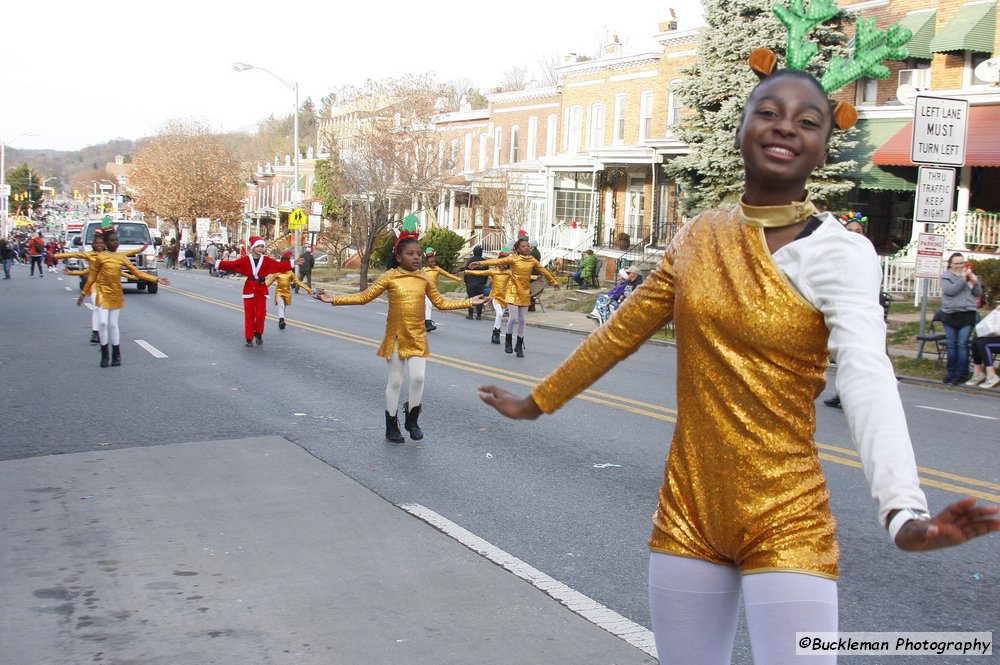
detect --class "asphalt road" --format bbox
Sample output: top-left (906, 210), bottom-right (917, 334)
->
top-left (3, 263), bottom-right (998, 664)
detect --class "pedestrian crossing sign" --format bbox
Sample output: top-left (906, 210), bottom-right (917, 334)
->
top-left (289, 208), bottom-right (307, 230)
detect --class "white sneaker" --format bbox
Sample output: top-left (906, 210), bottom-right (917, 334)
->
top-left (981, 375), bottom-right (1000, 389)
top-left (965, 373), bottom-right (986, 386)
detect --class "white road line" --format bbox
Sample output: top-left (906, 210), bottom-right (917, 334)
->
top-left (398, 502), bottom-right (658, 658)
top-left (134, 339), bottom-right (168, 358)
top-left (914, 405), bottom-right (998, 420)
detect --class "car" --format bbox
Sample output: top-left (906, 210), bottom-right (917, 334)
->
top-left (312, 253), bottom-right (330, 267)
top-left (74, 220), bottom-right (159, 293)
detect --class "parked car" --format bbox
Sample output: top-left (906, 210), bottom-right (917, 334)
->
top-left (312, 253), bottom-right (330, 267)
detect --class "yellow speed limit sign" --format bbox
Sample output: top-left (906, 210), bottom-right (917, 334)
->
top-left (289, 208), bottom-right (307, 230)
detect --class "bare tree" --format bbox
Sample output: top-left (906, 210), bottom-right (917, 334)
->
top-left (130, 119), bottom-right (246, 243)
top-left (497, 66), bottom-right (529, 93)
top-left (472, 171), bottom-right (531, 244)
top-left (325, 74), bottom-right (445, 289)
top-left (536, 53), bottom-right (562, 86)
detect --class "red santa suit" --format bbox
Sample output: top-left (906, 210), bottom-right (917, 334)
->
top-left (215, 237), bottom-right (291, 342)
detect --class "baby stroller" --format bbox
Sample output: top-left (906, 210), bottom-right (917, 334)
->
top-left (588, 293), bottom-right (618, 325)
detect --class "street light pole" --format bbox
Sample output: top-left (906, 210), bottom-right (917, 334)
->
top-left (233, 62), bottom-right (300, 260)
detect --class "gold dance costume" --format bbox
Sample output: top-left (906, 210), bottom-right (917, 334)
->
top-left (464, 269), bottom-right (512, 307)
top-left (80, 253), bottom-right (159, 310)
top-left (473, 255), bottom-right (556, 306)
top-left (424, 265), bottom-right (463, 288)
top-left (532, 204), bottom-right (847, 579)
top-left (266, 269), bottom-right (312, 305)
top-left (333, 268), bottom-right (472, 359)
top-left (55, 249), bottom-right (142, 298)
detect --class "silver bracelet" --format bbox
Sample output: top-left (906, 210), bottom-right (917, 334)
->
top-left (887, 508), bottom-right (931, 543)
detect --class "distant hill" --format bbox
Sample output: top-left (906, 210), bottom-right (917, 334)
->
top-left (5, 139), bottom-right (142, 192)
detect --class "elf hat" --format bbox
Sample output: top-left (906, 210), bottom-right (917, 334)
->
top-left (424, 246), bottom-right (436, 257)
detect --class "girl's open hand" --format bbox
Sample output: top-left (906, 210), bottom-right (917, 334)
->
top-left (895, 498), bottom-right (999, 551)
top-left (470, 294), bottom-right (487, 305)
top-left (158, 277), bottom-right (171, 287)
top-left (478, 385), bottom-right (543, 420)
top-left (313, 289), bottom-right (334, 304)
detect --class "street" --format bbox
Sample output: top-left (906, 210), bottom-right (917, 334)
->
top-left (2, 266), bottom-right (998, 664)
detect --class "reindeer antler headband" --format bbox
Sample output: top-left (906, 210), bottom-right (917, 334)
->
top-left (749, 0), bottom-right (913, 130)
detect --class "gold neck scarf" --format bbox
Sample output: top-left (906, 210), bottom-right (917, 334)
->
top-left (739, 195), bottom-right (818, 228)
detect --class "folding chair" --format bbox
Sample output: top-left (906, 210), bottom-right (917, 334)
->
top-left (585, 259), bottom-right (604, 288)
top-left (529, 279), bottom-right (547, 313)
top-left (916, 309), bottom-right (947, 367)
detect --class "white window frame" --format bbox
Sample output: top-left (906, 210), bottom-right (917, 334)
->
top-left (969, 52), bottom-right (993, 87)
top-left (589, 103), bottom-right (605, 149)
top-left (493, 126), bottom-right (503, 167)
top-left (639, 91), bottom-right (654, 140)
top-left (667, 79), bottom-right (683, 130)
top-left (856, 77), bottom-right (878, 105)
top-left (478, 134), bottom-right (488, 171)
top-left (527, 116), bottom-right (538, 160)
top-left (510, 126), bottom-right (520, 163)
top-left (567, 106), bottom-right (582, 154)
top-left (613, 93), bottom-right (627, 144)
top-left (463, 134), bottom-right (473, 172)
top-left (546, 114), bottom-right (558, 157)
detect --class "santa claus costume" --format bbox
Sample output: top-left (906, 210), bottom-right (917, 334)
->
top-left (212, 236), bottom-right (293, 346)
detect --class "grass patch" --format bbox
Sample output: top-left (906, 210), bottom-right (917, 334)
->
top-left (891, 355), bottom-right (944, 381)
top-left (887, 321), bottom-right (922, 347)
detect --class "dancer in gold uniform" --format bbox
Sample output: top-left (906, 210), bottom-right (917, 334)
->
top-left (478, 64), bottom-right (997, 665)
top-left (464, 247), bottom-right (534, 345)
top-left (469, 233), bottom-right (557, 357)
top-left (315, 235), bottom-right (486, 442)
top-left (78, 229), bottom-right (169, 367)
top-left (421, 247), bottom-right (463, 332)
top-left (266, 251), bottom-right (313, 330)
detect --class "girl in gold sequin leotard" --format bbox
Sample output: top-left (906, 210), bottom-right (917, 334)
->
top-left (477, 69), bottom-right (998, 665)
top-left (315, 236), bottom-right (486, 444)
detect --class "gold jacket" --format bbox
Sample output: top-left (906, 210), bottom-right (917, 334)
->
top-left (333, 268), bottom-right (471, 359)
top-left (473, 254), bottom-right (556, 306)
top-left (463, 269), bottom-right (524, 307)
top-left (55, 249), bottom-right (142, 296)
top-left (266, 270), bottom-right (312, 305)
top-left (424, 265), bottom-right (463, 288)
top-left (81, 253), bottom-right (159, 310)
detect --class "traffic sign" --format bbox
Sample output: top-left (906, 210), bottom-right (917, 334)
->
top-left (914, 232), bottom-right (946, 279)
top-left (914, 166), bottom-right (955, 224)
top-left (0, 184), bottom-right (10, 197)
top-left (288, 208), bottom-right (307, 230)
top-left (910, 96), bottom-right (968, 166)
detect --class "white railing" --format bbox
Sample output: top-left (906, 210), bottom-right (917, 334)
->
top-left (965, 211), bottom-right (1000, 250)
top-left (881, 256), bottom-right (942, 299)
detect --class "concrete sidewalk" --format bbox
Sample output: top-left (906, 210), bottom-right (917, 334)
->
top-left (1, 437), bottom-right (656, 665)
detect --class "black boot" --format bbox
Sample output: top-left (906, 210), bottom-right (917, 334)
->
top-left (425, 319), bottom-right (437, 332)
top-left (111, 345), bottom-right (121, 367)
top-left (278, 317), bottom-right (286, 330)
top-left (100, 344), bottom-right (110, 368)
top-left (466, 308), bottom-right (475, 320)
top-left (823, 395), bottom-right (842, 409)
top-left (475, 304), bottom-right (483, 320)
top-left (504, 333), bottom-right (513, 354)
top-left (245, 338), bottom-right (254, 347)
top-left (385, 411), bottom-right (404, 443)
top-left (90, 330), bottom-right (99, 344)
top-left (403, 402), bottom-right (424, 440)
top-left (255, 332), bottom-right (263, 345)
top-left (491, 328), bottom-right (501, 344)
top-left (514, 337), bottom-right (525, 358)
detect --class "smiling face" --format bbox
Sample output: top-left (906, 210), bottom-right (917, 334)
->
top-left (103, 232), bottom-right (119, 252)
top-left (425, 254), bottom-right (438, 267)
top-left (250, 245), bottom-right (264, 259)
top-left (92, 235), bottom-right (106, 252)
top-left (736, 72), bottom-right (832, 205)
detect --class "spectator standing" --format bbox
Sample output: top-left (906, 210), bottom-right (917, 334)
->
top-left (0, 238), bottom-right (15, 279)
top-left (296, 246), bottom-right (315, 293)
top-left (205, 242), bottom-right (219, 276)
top-left (940, 253), bottom-right (982, 385)
top-left (463, 246), bottom-right (488, 320)
top-left (27, 232), bottom-right (45, 277)
top-left (184, 244), bottom-right (195, 270)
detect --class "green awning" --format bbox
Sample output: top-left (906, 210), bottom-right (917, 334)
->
top-left (930, 2), bottom-right (996, 53)
top-left (896, 10), bottom-right (937, 60)
top-left (835, 118), bottom-right (917, 192)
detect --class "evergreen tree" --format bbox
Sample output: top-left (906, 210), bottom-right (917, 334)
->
top-left (667, 0), bottom-right (857, 215)
top-left (299, 97), bottom-right (318, 154)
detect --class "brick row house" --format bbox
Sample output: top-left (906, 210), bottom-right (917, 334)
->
top-left (255, 1), bottom-right (997, 291)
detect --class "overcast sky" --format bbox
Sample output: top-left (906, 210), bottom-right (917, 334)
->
top-left (1, 1), bottom-right (704, 153)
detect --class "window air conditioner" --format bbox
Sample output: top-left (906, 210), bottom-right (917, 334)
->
top-left (898, 69), bottom-right (931, 90)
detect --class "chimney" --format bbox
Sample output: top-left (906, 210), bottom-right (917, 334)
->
top-left (659, 8), bottom-right (678, 32)
top-left (603, 34), bottom-right (622, 56)
top-left (563, 52), bottom-right (578, 63)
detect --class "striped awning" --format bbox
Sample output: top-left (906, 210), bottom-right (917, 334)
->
top-left (930, 2), bottom-right (996, 53)
top-left (836, 118), bottom-right (918, 191)
top-left (896, 10), bottom-right (937, 60)
top-left (873, 105), bottom-right (1000, 167)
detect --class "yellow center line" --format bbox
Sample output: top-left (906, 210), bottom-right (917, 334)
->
top-left (167, 286), bottom-right (999, 502)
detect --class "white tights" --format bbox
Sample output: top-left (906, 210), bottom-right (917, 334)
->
top-left (492, 301), bottom-right (506, 331)
top-left (277, 300), bottom-right (287, 318)
top-left (424, 296), bottom-right (432, 321)
top-left (385, 355), bottom-right (426, 414)
top-left (89, 294), bottom-right (99, 332)
top-left (96, 308), bottom-right (121, 346)
top-left (649, 553), bottom-right (838, 665)
top-left (507, 305), bottom-right (527, 338)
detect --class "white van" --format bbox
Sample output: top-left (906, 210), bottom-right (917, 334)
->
top-left (74, 220), bottom-right (161, 293)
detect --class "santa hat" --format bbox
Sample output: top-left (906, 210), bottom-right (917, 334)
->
top-left (249, 236), bottom-right (265, 250)
top-left (282, 250), bottom-right (293, 259)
